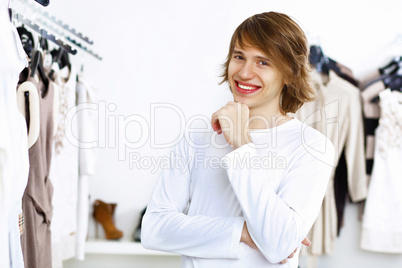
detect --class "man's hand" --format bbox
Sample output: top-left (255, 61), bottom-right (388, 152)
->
top-left (279, 237), bottom-right (311, 264)
top-left (211, 101), bottom-right (252, 149)
top-left (240, 222), bottom-right (258, 250)
top-left (240, 221), bottom-right (311, 264)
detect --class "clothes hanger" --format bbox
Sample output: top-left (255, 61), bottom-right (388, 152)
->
top-left (309, 45), bottom-right (359, 86)
top-left (386, 73), bottom-right (402, 91)
top-left (327, 58), bottom-right (359, 87)
top-left (370, 64), bottom-right (402, 103)
top-left (309, 45), bottom-right (330, 76)
top-left (48, 48), bottom-right (63, 81)
top-left (365, 60), bottom-right (402, 92)
top-left (17, 25), bottom-right (35, 56)
top-left (378, 56), bottom-right (402, 75)
top-left (34, 0), bottom-right (49, 7)
top-left (51, 48), bottom-right (71, 71)
top-left (17, 81), bottom-right (40, 148)
top-left (30, 37), bottom-right (50, 97)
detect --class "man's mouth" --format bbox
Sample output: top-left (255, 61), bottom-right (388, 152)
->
top-left (235, 81), bottom-right (261, 94)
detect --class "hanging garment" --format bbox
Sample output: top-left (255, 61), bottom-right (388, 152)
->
top-left (359, 69), bottom-right (382, 91)
top-left (361, 89), bottom-right (402, 253)
top-left (294, 70), bottom-right (367, 256)
top-left (360, 80), bottom-right (385, 183)
top-left (359, 60), bottom-right (400, 183)
top-left (48, 66), bottom-right (79, 268)
top-left (0, 2), bottom-right (29, 267)
top-left (333, 148), bottom-right (348, 236)
top-left (20, 70), bottom-right (54, 268)
top-left (75, 73), bottom-right (97, 260)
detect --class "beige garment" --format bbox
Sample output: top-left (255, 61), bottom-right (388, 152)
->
top-left (20, 73), bottom-right (54, 268)
top-left (295, 70), bottom-right (367, 256)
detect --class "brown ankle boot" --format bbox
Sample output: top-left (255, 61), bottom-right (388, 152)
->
top-left (93, 199), bottom-right (123, 240)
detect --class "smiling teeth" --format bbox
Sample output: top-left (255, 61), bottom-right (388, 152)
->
top-left (238, 83), bottom-right (257, 90)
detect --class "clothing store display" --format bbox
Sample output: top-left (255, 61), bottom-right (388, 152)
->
top-left (20, 70), bottom-right (54, 268)
top-left (142, 118), bottom-right (335, 268)
top-left (294, 70), bottom-right (367, 256)
top-left (75, 73), bottom-right (97, 260)
top-left (49, 65), bottom-right (79, 268)
top-left (2, 1), bottom-right (98, 266)
top-left (0, 1), bottom-right (30, 267)
top-left (361, 89), bottom-right (402, 253)
top-left (93, 200), bottom-right (123, 240)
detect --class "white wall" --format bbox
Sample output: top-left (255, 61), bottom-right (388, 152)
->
top-left (20, 0), bottom-right (402, 267)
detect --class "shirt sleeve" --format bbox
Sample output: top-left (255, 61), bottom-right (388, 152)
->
top-left (141, 135), bottom-right (245, 259)
top-left (222, 137), bottom-right (335, 263)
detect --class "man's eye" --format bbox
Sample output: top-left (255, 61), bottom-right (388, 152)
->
top-left (259, 61), bottom-right (268, 66)
top-left (234, 55), bottom-right (244, 60)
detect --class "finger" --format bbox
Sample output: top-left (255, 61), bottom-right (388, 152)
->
top-left (211, 114), bottom-right (221, 134)
top-left (301, 237), bottom-right (311, 247)
top-left (280, 259), bottom-right (288, 264)
top-left (288, 252), bottom-right (295, 259)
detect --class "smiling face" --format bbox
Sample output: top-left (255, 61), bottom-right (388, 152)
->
top-left (221, 12), bottom-right (314, 115)
top-left (228, 44), bottom-right (286, 115)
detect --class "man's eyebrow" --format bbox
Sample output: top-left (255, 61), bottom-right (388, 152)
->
top-left (255, 55), bottom-right (271, 62)
top-left (232, 49), bottom-right (271, 62)
top-left (233, 49), bottom-right (244, 55)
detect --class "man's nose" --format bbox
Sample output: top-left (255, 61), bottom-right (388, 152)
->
top-left (238, 62), bottom-right (255, 80)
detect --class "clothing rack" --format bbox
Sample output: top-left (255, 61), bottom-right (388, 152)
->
top-left (13, 12), bottom-right (77, 55)
top-left (34, 16), bottom-right (102, 60)
top-left (12, 8), bottom-right (102, 60)
top-left (18, 0), bottom-right (93, 45)
top-left (66, 37), bottom-right (102, 61)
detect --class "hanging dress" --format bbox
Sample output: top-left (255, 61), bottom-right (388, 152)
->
top-left (49, 66), bottom-right (79, 267)
top-left (361, 89), bottom-right (402, 253)
top-left (20, 70), bottom-right (54, 268)
top-left (0, 2), bottom-right (29, 267)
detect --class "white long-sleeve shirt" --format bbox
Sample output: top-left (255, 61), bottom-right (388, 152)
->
top-left (142, 118), bottom-right (335, 268)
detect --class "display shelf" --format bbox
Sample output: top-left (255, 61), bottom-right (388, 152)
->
top-left (85, 238), bottom-right (179, 256)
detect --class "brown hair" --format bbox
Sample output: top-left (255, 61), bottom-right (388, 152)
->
top-left (220, 12), bottom-right (315, 113)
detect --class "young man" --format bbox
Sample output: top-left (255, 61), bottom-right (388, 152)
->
top-left (142, 12), bottom-right (335, 267)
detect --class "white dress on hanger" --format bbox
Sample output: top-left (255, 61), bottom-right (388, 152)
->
top-left (0, 1), bottom-right (29, 267)
top-left (75, 73), bottom-right (97, 260)
top-left (49, 66), bottom-right (79, 267)
top-left (361, 89), bottom-right (402, 253)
